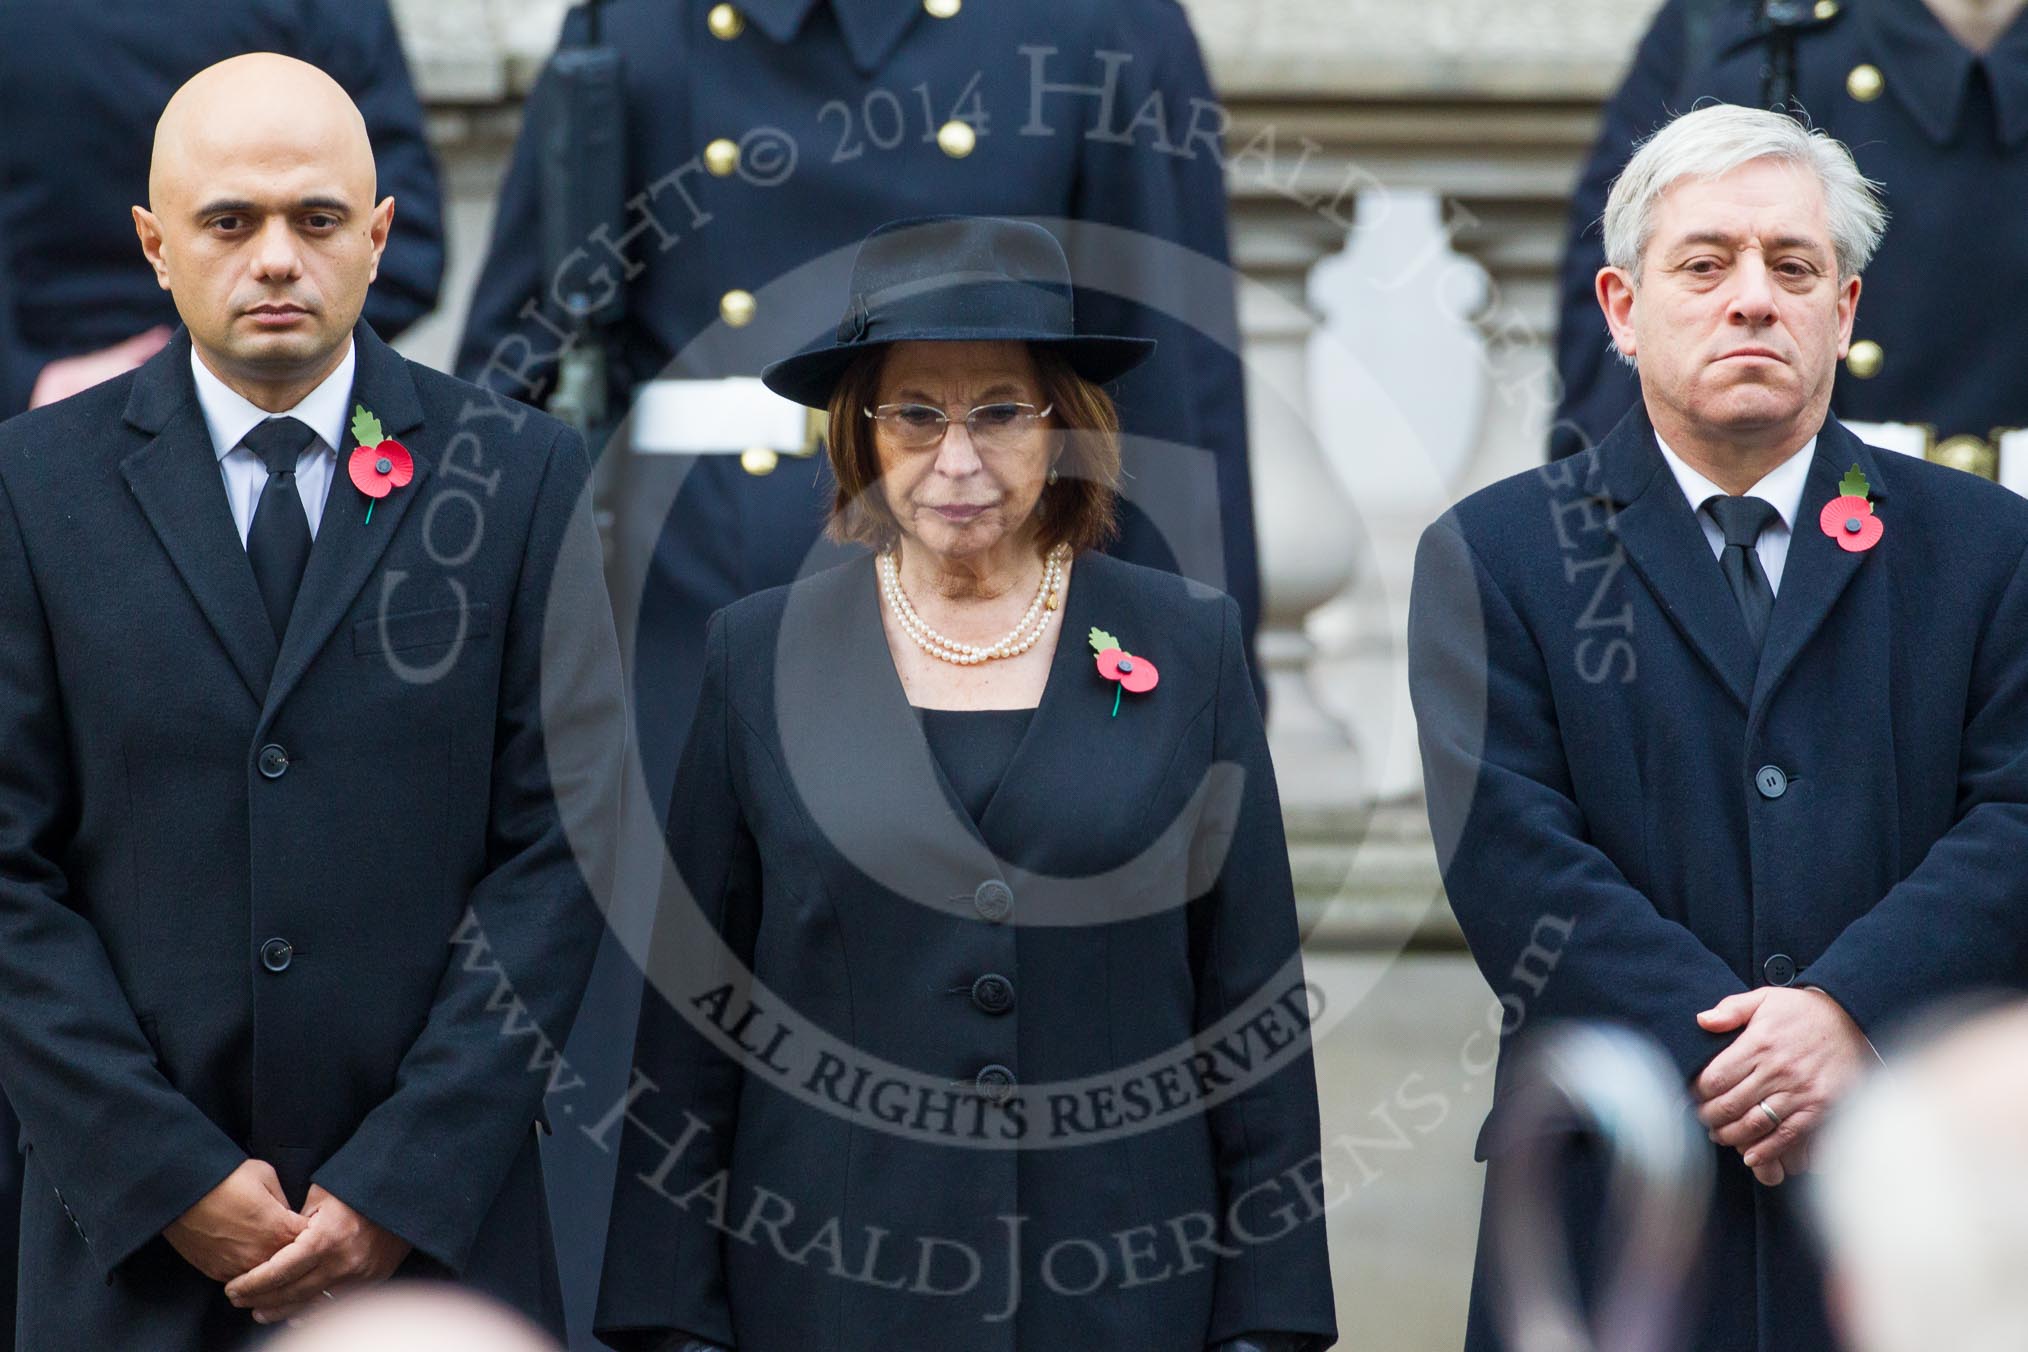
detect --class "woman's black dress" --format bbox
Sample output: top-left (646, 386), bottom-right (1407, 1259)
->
top-left (916, 707), bottom-right (1036, 826)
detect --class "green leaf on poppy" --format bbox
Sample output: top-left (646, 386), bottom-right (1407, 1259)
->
top-left (1839, 464), bottom-right (1871, 501)
top-left (1089, 627), bottom-right (1120, 654)
top-left (351, 405), bottom-right (385, 450)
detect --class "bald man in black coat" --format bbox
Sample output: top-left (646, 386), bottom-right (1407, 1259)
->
top-left (0, 55), bottom-right (622, 1349)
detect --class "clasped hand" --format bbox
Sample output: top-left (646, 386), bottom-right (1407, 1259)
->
top-left (1692, 986), bottom-right (1871, 1186)
top-left (163, 1160), bottom-right (412, 1324)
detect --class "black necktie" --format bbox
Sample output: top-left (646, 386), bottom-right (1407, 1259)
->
top-left (1704, 494), bottom-right (1780, 651)
top-left (243, 417), bottom-right (317, 640)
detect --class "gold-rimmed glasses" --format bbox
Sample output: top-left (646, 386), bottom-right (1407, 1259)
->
top-left (863, 401), bottom-right (1055, 451)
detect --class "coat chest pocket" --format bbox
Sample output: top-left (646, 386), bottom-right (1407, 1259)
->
top-left (354, 602), bottom-right (492, 656)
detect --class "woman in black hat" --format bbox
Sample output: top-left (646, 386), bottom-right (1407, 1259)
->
top-left (593, 217), bottom-right (1335, 1352)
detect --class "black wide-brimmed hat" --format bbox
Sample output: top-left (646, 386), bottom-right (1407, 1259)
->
top-left (759, 215), bottom-right (1157, 410)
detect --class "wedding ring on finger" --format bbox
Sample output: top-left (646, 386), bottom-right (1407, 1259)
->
top-left (1757, 1100), bottom-right (1782, 1132)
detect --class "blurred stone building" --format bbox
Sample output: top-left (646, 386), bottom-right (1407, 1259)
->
top-left (387, 1), bottom-right (1665, 1344)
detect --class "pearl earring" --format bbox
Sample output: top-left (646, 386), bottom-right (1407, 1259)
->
top-left (1046, 466), bottom-right (1059, 486)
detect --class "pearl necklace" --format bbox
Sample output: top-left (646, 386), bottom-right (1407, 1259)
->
top-left (879, 545), bottom-right (1069, 666)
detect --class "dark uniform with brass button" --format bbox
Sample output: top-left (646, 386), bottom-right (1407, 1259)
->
top-left (1550, 0), bottom-right (2028, 482)
top-left (0, 0), bottom-right (445, 418)
top-left (455, 5), bottom-right (1261, 1343)
top-left (0, 324), bottom-right (626, 1348)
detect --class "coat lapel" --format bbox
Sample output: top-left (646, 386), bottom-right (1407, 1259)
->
top-left (1750, 423), bottom-right (1890, 714)
top-left (817, 548), bottom-right (1107, 854)
top-left (852, 552), bottom-right (997, 854)
top-left (786, 551), bottom-right (1103, 860)
top-left (261, 324), bottom-right (429, 725)
top-left (119, 332), bottom-right (279, 707)
top-left (974, 557), bottom-right (1107, 847)
top-left (976, 554), bottom-right (1237, 926)
top-left (774, 556), bottom-right (1005, 897)
top-left (1598, 406), bottom-right (1758, 710)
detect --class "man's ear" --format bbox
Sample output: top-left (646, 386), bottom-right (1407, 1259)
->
top-left (133, 206), bottom-right (172, 293)
top-left (366, 196), bottom-right (396, 285)
top-left (1834, 272), bottom-right (1862, 359)
top-left (1597, 265), bottom-right (1638, 362)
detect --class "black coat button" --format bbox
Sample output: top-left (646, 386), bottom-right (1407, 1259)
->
top-left (971, 974), bottom-right (1015, 1015)
top-left (975, 1064), bottom-right (1016, 1104)
top-left (260, 937), bottom-right (294, 973)
top-left (1763, 953), bottom-right (1797, 987)
top-left (1754, 765), bottom-right (1789, 799)
top-left (973, 880), bottom-right (1013, 922)
top-left (257, 744), bottom-right (290, 779)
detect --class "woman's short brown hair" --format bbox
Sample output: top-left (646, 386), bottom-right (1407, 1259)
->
top-left (821, 344), bottom-right (1122, 554)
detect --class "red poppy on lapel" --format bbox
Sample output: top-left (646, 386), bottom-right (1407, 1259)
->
top-left (1091, 626), bottom-right (1159, 717)
top-left (1818, 464), bottom-right (1883, 553)
top-left (347, 404), bottom-right (414, 523)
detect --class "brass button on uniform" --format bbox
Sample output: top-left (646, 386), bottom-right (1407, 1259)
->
top-left (707, 4), bottom-right (745, 39)
top-left (704, 138), bottom-right (741, 177)
top-left (1847, 63), bottom-right (1885, 102)
top-left (936, 120), bottom-right (977, 158)
top-left (1932, 434), bottom-right (2000, 481)
top-left (925, 0), bottom-right (962, 16)
top-left (720, 289), bottom-right (757, 327)
top-left (1846, 339), bottom-right (1884, 379)
top-left (740, 448), bottom-right (779, 476)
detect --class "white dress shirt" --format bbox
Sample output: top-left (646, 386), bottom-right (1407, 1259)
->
top-left (190, 343), bottom-right (355, 545)
top-left (1656, 433), bottom-right (1817, 595)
